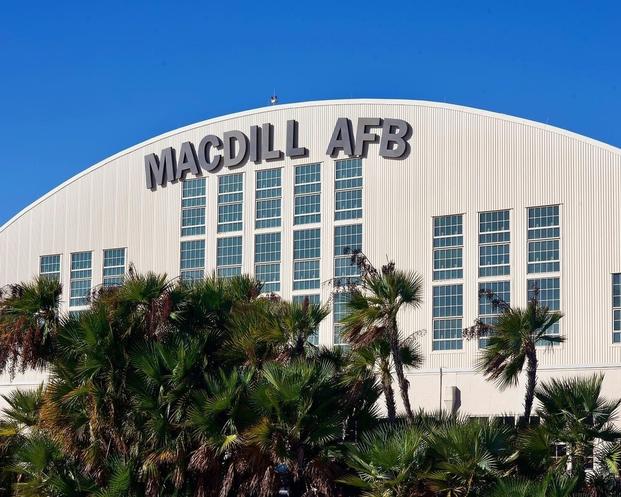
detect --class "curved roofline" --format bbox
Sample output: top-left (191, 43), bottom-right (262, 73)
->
top-left (2, 98), bottom-right (620, 233)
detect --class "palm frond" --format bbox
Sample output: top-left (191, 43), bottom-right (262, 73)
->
top-left (1, 384), bottom-right (44, 427)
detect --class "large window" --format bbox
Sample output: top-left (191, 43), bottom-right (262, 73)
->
top-left (527, 205), bottom-right (560, 273)
top-left (294, 164), bottom-right (321, 225)
top-left (292, 294), bottom-right (321, 345)
top-left (256, 169), bottom-right (281, 229)
top-left (333, 292), bottom-right (350, 346)
top-left (478, 281), bottom-right (510, 348)
top-left (334, 224), bottom-right (362, 286)
top-left (432, 284), bottom-right (463, 350)
top-left (613, 274), bottom-right (621, 343)
top-left (479, 210), bottom-right (510, 277)
top-left (255, 232), bottom-right (281, 292)
top-left (103, 248), bottom-right (126, 287)
top-left (334, 158), bottom-right (362, 220)
top-left (527, 278), bottom-right (561, 337)
top-left (180, 240), bottom-right (205, 282)
top-left (70, 252), bottom-right (92, 307)
top-left (181, 178), bottom-right (206, 236)
top-left (40, 255), bottom-right (61, 281)
top-left (217, 236), bottom-right (242, 278)
top-left (293, 229), bottom-right (321, 290)
top-left (218, 174), bottom-right (243, 233)
top-left (433, 215), bottom-right (463, 281)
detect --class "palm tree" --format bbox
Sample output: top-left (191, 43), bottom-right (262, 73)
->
top-left (0, 386), bottom-right (45, 496)
top-left (0, 276), bottom-right (62, 375)
top-left (1, 270), bottom-right (379, 497)
top-left (347, 338), bottom-right (422, 423)
top-left (476, 294), bottom-right (564, 420)
top-left (228, 296), bottom-right (330, 366)
top-left (105, 268), bottom-right (176, 339)
top-left (9, 432), bottom-right (98, 497)
top-left (339, 423), bottom-right (428, 497)
top-left (517, 424), bottom-right (564, 478)
top-left (489, 474), bottom-right (578, 497)
top-left (246, 359), bottom-right (351, 497)
top-left (425, 418), bottom-right (516, 496)
top-left (275, 298), bottom-right (330, 359)
top-left (1, 384), bottom-right (44, 428)
top-left (313, 345), bottom-right (383, 443)
top-left (8, 269), bottom-right (618, 497)
top-left (341, 256), bottom-right (424, 421)
top-left (595, 440), bottom-right (621, 478)
top-left (348, 341), bottom-right (398, 424)
top-left (534, 374), bottom-right (621, 480)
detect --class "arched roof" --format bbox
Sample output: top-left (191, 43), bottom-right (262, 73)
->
top-left (2, 98), bottom-right (619, 233)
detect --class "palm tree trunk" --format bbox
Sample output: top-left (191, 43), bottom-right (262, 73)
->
top-left (524, 348), bottom-right (538, 420)
top-left (379, 357), bottom-right (397, 423)
top-left (294, 333), bottom-right (305, 358)
top-left (388, 319), bottom-right (414, 421)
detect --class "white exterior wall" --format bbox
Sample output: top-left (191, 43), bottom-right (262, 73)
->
top-left (1, 99), bottom-right (620, 416)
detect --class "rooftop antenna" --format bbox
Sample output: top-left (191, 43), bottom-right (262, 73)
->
top-left (270, 90), bottom-right (278, 106)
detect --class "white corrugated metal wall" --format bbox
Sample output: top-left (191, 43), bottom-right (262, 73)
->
top-left (0, 100), bottom-right (620, 416)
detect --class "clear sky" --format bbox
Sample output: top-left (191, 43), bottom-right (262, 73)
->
top-left (1, 1), bottom-right (619, 225)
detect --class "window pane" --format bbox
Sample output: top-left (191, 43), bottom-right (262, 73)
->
top-left (40, 254), bottom-right (61, 281)
top-left (334, 224), bottom-right (362, 285)
top-left (613, 274), bottom-right (621, 343)
top-left (527, 205), bottom-right (560, 274)
top-left (218, 174), bottom-right (243, 233)
top-left (333, 292), bottom-right (350, 345)
top-left (293, 229), bottom-right (320, 290)
top-left (217, 266), bottom-right (241, 279)
top-left (479, 210), bottom-right (510, 277)
top-left (217, 236), bottom-right (242, 278)
top-left (433, 215), bottom-right (463, 280)
top-left (293, 261), bottom-right (320, 290)
top-left (478, 281), bottom-right (510, 348)
top-left (434, 215), bottom-right (463, 237)
top-left (294, 164), bottom-right (321, 225)
top-left (103, 248), bottom-right (126, 287)
top-left (180, 240), bottom-right (204, 282)
top-left (256, 263), bottom-right (280, 292)
top-left (527, 278), bottom-right (561, 338)
top-left (433, 319), bottom-right (463, 351)
top-left (334, 159), bottom-right (362, 221)
top-left (432, 284), bottom-right (463, 350)
top-left (256, 169), bottom-right (282, 229)
top-left (70, 252), bottom-right (92, 307)
top-left (255, 232), bottom-right (281, 292)
top-left (181, 177), bottom-right (206, 237)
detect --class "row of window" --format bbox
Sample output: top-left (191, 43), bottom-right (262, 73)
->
top-left (180, 160), bottom-right (364, 237)
top-left (35, 251), bottom-right (621, 347)
top-left (178, 224), bottom-right (362, 345)
top-left (614, 274), bottom-right (621, 343)
top-left (432, 206), bottom-right (561, 351)
top-left (433, 206), bottom-right (560, 283)
top-left (179, 224), bottom-right (363, 293)
top-left (432, 278), bottom-right (562, 351)
top-left (40, 249), bottom-right (127, 308)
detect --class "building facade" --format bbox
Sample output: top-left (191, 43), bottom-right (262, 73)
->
top-left (1, 99), bottom-right (620, 416)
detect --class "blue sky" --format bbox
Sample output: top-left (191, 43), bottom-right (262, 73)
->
top-left (1, 1), bottom-right (619, 225)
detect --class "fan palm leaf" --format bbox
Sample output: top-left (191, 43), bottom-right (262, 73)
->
top-left (0, 277), bottom-right (62, 375)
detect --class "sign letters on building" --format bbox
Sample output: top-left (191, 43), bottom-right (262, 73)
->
top-left (145, 117), bottom-right (411, 190)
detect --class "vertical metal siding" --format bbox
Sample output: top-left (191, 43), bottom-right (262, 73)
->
top-left (0, 100), bottom-right (620, 415)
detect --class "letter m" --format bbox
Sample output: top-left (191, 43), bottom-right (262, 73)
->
top-left (144, 147), bottom-right (176, 189)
